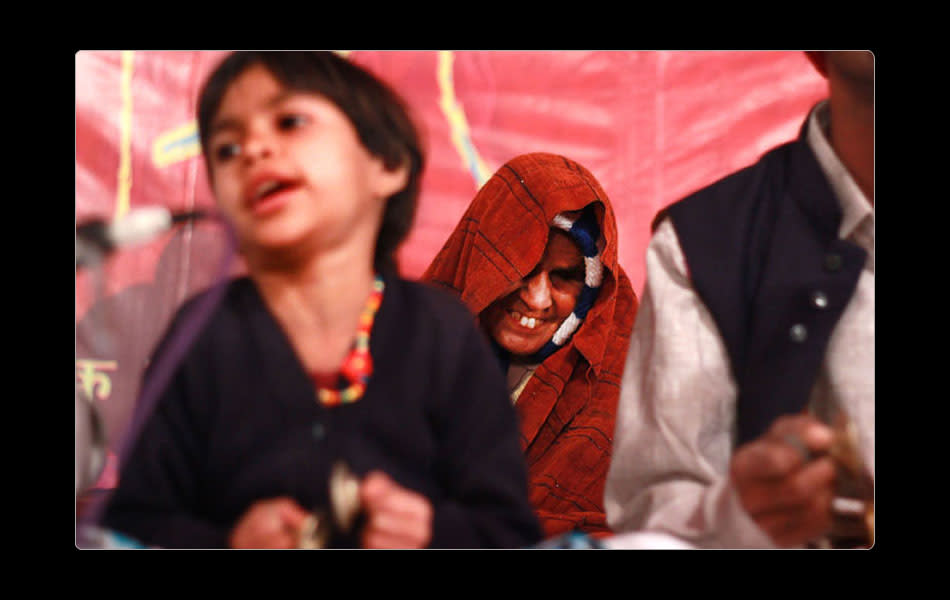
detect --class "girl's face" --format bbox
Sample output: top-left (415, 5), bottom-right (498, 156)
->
top-left (206, 65), bottom-right (408, 264)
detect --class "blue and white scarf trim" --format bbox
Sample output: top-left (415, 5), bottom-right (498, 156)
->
top-left (527, 204), bottom-right (604, 364)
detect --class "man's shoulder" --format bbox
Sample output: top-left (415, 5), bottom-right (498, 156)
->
top-left (654, 139), bottom-right (800, 231)
top-left (685, 141), bottom-right (797, 206)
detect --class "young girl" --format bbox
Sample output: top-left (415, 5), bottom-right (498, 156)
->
top-left (99, 51), bottom-right (541, 549)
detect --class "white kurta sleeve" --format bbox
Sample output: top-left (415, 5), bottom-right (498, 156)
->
top-left (604, 218), bottom-right (776, 548)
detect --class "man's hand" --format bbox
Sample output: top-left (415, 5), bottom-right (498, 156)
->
top-left (229, 497), bottom-right (310, 549)
top-left (359, 471), bottom-right (433, 549)
top-left (730, 414), bottom-right (837, 547)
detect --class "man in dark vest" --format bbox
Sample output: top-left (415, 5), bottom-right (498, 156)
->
top-left (604, 51), bottom-right (873, 548)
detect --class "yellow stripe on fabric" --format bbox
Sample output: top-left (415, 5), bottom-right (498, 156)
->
top-left (115, 51), bottom-right (135, 220)
top-left (152, 121), bottom-right (200, 168)
top-left (437, 51), bottom-right (492, 188)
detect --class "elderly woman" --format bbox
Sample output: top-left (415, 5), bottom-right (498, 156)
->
top-left (423, 152), bottom-right (637, 538)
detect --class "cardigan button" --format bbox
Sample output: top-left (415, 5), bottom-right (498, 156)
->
top-left (824, 253), bottom-right (843, 272)
top-left (311, 423), bottom-right (326, 440)
top-left (811, 291), bottom-right (829, 309)
top-left (789, 323), bottom-right (808, 343)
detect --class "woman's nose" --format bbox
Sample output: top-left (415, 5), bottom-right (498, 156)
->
top-left (519, 271), bottom-right (553, 311)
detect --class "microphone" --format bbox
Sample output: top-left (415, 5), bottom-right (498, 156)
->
top-left (76, 207), bottom-right (209, 267)
top-left (77, 206), bottom-right (208, 251)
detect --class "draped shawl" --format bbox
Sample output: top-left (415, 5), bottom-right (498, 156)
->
top-left (423, 153), bottom-right (638, 536)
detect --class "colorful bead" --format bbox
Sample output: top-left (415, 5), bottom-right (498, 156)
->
top-left (314, 275), bottom-right (384, 407)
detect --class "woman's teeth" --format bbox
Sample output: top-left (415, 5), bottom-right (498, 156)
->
top-left (511, 311), bottom-right (539, 329)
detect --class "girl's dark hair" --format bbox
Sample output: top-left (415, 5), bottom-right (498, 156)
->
top-left (197, 51), bottom-right (424, 275)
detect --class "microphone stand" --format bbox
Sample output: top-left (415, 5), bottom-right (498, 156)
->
top-left (75, 210), bottom-right (237, 547)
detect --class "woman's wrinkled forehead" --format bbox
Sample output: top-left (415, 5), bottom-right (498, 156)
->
top-left (545, 228), bottom-right (582, 259)
top-left (531, 227), bottom-right (582, 267)
top-left (504, 229), bottom-right (582, 290)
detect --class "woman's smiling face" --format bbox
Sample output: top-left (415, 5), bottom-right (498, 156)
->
top-left (480, 229), bottom-right (585, 362)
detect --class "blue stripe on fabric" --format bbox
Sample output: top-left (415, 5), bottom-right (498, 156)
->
top-left (568, 206), bottom-right (601, 257)
top-left (523, 206), bottom-right (603, 365)
top-left (575, 284), bottom-right (599, 317)
top-left (532, 340), bottom-right (561, 362)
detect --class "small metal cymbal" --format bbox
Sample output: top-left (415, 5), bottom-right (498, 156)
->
top-left (297, 461), bottom-right (362, 549)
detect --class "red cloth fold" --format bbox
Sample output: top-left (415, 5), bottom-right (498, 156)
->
top-left (423, 153), bottom-right (638, 537)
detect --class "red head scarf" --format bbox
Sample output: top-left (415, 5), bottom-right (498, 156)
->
top-left (423, 152), bottom-right (638, 537)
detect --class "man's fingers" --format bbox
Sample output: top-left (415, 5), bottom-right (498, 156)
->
top-left (751, 479), bottom-right (836, 547)
top-left (767, 415), bottom-right (835, 457)
top-left (740, 456), bottom-right (837, 515)
top-left (733, 414), bottom-right (837, 482)
top-left (732, 437), bottom-right (805, 481)
top-left (754, 507), bottom-right (828, 548)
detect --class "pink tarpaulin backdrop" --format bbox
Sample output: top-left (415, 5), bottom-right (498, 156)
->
top-left (75, 50), bottom-right (827, 488)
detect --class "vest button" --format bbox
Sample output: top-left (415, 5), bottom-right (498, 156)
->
top-left (811, 291), bottom-right (829, 309)
top-left (824, 253), bottom-right (843, 271)
top-left (789, 323), bottom-right (808, 343)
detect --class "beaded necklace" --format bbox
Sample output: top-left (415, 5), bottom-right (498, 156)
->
top-left (313, 274), bottom-right (384, 407)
